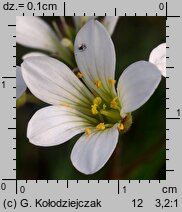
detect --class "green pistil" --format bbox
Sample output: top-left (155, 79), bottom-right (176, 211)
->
top-left (100, 109), bottom-right (121, 123)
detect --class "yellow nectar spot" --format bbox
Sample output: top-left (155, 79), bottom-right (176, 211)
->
top-left (76, 71), bottom-right (83, 79)
top-left (93, 97), bottom-right (102, 105)
top-left (85, 128), bottom-right (91, 135)
top-left (91, 104), bottom-right (99, 114)
top-left (110, 97), bottom-right (119, 109)
top-left (118, 123), bottom-right (124, 131)
top-left (95, 80), bottom-right (102, 88)
top-left (109, 79), bottom-right (116, 86)
top-left (96, 123), bottom-right (105, 130)
top-left (62, 103), bottom-right (70, 107)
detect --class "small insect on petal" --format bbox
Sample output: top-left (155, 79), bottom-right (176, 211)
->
top-left (78, 43), bottom-right (87, 52)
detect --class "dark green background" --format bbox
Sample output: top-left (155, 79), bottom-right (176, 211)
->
top-left (17, 17), bottom-right (166, 180)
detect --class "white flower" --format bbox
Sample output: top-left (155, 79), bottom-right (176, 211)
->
top-left (16, 16), bottom-right (73, 67)
top-left (21, 20), bottom-right (161, 175)
top-left (16, 66), bottom-right (26, 99)
top-left (149, 43), bottom-right (166, 77)
top-left (17, 16), bottom-right (119, 66)
top-left (16, 16), bottom-right (60, 53)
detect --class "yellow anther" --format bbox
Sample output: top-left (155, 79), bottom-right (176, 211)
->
top-left (96, 123), bottom-right (105, 130)
top-left (110, 97), bottom-right (119, 109)
top-left (109, 79), bottom-right (116, 86)
top-left (62, 103), bottom-right (70, 107)
top-left (77, 71), bottom-right (83, 79)
top-left (118, 123), bottom-right (124, 131)
top-left (95, 80), bottom-right (102, 88)
top-left (85, 128), bottom-right (91, 135)
top-left (91, 104), bottom-right (99, 114)
top-left (93, 97), bottom-right (102, 105)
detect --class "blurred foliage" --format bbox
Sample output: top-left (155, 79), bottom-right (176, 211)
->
top-left (17, 17), bottom-right (165, 180)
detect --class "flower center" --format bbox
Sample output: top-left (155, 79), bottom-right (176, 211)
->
top-left (73, 76), bottom-right (133, 134)
top-left (89, 96), bottom-right (124, 131)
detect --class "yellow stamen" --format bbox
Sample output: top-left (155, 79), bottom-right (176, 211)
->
top-left (118, 123), bottom-right (124, 131)
top-left (85, 128), bottom-right (91, 135)
top-left (109, 79), bottom-right (116, 86)
top-left (110, 97), bottom-right (119, 109)
top-left (93, 97), bottom-right (102, 105)
top-left (96, 123), bottom-right (105, 130)
top-left (91, 104), bottom-right (99, 114)
top-left (62, 103), bottom-right (70, 107)
top-left (95, 80), bottom-right (102, 88)
top-left (76, 71), bottom-right (83, 79)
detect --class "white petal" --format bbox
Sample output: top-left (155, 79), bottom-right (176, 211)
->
top-left (149, 43), bottom-right (166, 77)
top-left (22, 52), bottom-right (47, 60)
top-left (73, 16), bottom-right (97, 31)
top-left (71, 125), bottom-right (118, 174)
top-left (28, 106), bottom-right (93, 146)
top-left (117, 61), bottom-right (161, 116)
top-left (21, 56), bottom-right (93, 108)
top-left (87, 16), bottom-right (98, 21)
top-left (16, 66), bottom-right (26, 99)
top-left (74, 20), bottom-right (116, 100)
top-left (102, 16), bottom-right (119, 35)
top-left (16, 16), bottom-right (59, 53)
